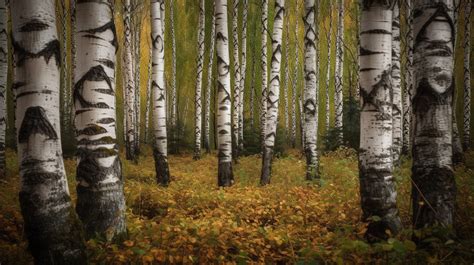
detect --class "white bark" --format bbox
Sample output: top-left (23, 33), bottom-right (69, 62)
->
top-left (463, 0), bottom-right (471, 150)
top-left (392, 2), bottom-right (402, 164)
top-left (151, 0), bottom-right (170, 185)
top-left (402, 0), bottom-right (413, 155)
top-left (261, 0), bottom-right (285, 185)
top-left (60, 0), bottom-right (70, 130)
top-left (216, 0), bottom-right (234, 186)
top-left (325, 1), bottom-right (333, 134)
top-left (292, 1), bottom-right (300, 148)
top-left (260, 0), bottom-right (268, 147)
top-left (284, 14), bottom-right (290, 134)
top-left (232, 0), bottom-right (241, 156)
top-left (334, 0), bottom-right (344, 143)
top-left (123, 0), bottom-right (137, 162)
top-left (12, 0), bottom-right (86, 262)
top-left (303, 0), bottom-right (319, 180)
top-left (359, 0), bottom-right (401, 241)
top-left (412, 0), bottom-right (456, 230)
top-left (194, 0), bottom-right (205, 159)
top-left (144, 46), bottom-right (152, 143)
top-left (0, 0), bottom-right (6, 176)
top-left (204, 1), bottom-right (216, 153)
top-left (170, 0), bottom-right (177, 128)
top-left (239, 0), bottom-right (248, 151)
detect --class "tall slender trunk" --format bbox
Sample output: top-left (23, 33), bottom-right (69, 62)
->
top-left (334, 0), bottom-right (344, 144)
top-left (260, 0), bottom-right (268, 148)
top-left (60, 0), bottom-right (70, 131)
top-left (232, 0), bottom-right (241, 158)
top-left (249, 56), bottom-right (256, 127)
top-left (204, 1), bottom-right (216, 154)
top-left (70, 0), bottom-right (77, 125)
top-left (452, 0), bottom-right (464, 163)
top-left (151, 0), bottom-right (170, 186)
top-left (303, 0), bottom-right (319, 181)
top-left (170, 0), bottom-right (177, 128)
top-left (74, 0), bottom-right (126, 240)
top-left (463, 0), bottom-right (471, 150)
top-left (299, 96), bottom-right (305, 148)
top-left (402, 0), bottom-right (413, 155)
top-left (0, 0), bottom-right (7, 177)
top-left (359, 0), bottom-right (401, 242)
top-left (325, 1), bottom-right (333, 134)
top-left (123, 0), bottom-right (137, 162)
top-left (239, 0), bottom-right (248, 151)
top-left (216, 0), bottom-right (234, 187)
top-left (412, 0), bottom-right (456, 231)
top-left (12, 0), bottom-right (86, 262)
top-left (292, 1), bottom-right (300, 148)
top-left (132, 2), bottom-right (142, 156)
top-left (144, 47), bottom-right (152, 143)
top-left (260, 0), bottom-right (285, 185)
top-left (284, 14), bottom-right (290, 135)
top-left (194, 0), bottom-right (205, 160)
top-left (392, 2), bottom-right (402, 165)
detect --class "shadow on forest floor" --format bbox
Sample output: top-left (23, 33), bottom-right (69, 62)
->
top-left (0, 148), bottom-right (473, 264)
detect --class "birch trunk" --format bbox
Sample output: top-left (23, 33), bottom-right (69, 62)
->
top-left (463, 0), bottom-right (471, 150)
top-left (402, 0), bottom-right (413, 155)
top-left (132, 3), bottom-right (142, 156)
top-left (392, 2), bottom-right (402, 164)
top-left (123, 0), bottom-right (137, 162)
top-left (249, 56), bottom-right (256, 127)
top-left (334, 0), bottom-right (344, 144)
top-left (204, 2), bottom-right (216, 154)
top-left (359, 0), bottom-right (402, 242)
top-left (299, 96), bottom-right (305, 148)
top-left (144, 47), bottom-right (152, 143)
top-left (194, 0), bottom-right (205, 160)
top-left (0, 0), bottom-right (6, 177)
top-left (292, 1), bottom-right (300, 148)
top-left (151, 0), bottom-right (170, 186)
top-left (216, 0), bottom-right (234, 187)
top-left (60, 0), bottom-right (70, 130)
top-left (303, 0), bottom-right (319, 181)
top-left (232, 0), bottom-right (241, 157)
top-left (412, 0), bottom-right (456, 231)
top-left (260, 0), bottom-right (268, 147)
top-left (74, 0), bottom-right (126, 240)
top-left (239, 0), bottom-right (248, 151)
top-left (170, 0), bottom-right (177, 128)
top-left (452, 0), bottom-right (463, 163)
top-left (12, 0), bottom-right (87, 262)
top-left (325, 1), bottom-right (333, 134)
top-left (261, 0), bottom-right (285, 185)
top-left (284, 15), bottom-right (290, 134)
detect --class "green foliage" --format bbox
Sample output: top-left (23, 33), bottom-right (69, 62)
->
top-left (323, 97), bottom-right (360, 152)
top-left (241, 120), bottom-right (288, 158)
top-left (168, 120), bottom-right (192, 154)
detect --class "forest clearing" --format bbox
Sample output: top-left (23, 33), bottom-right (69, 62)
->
top-left (0, 148), bottom-right (473, 264)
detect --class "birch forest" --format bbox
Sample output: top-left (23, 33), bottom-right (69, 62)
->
top-left (0, 0), bottom-right (474, 264)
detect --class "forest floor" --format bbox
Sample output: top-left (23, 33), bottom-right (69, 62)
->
top-left (0, 147), bottom-right (473, 264)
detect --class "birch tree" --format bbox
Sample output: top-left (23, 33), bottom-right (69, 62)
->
top-left (334, 0), bottom-right (344, 144)
top-left (204, 1), bottom-right (216, 153)
top-left (284, 14), bottom-right (290, 134)
top-left (359, 0), bottom-right (402, 241)
top-left (0, 0), bottom-right (6, 177)
top-left (194, 0), bottom-right (205, 160)
top-left (303, 0), bottom-right (319, 181)
top-left (402, 0), bottom-right (413, 155)
top-left (452, 0), bottom-right (464, 163)
top-left (11, 0), bottom-right (87, 262)
top-left (412, 0), bottom-right (456, 230)
top-left (463, 0), bottom-right (471, 150)
top-left (292, 0), bottom-right (300, 148)
top-left (151, 0), bottom-right (170, 186)
top-left (239, 0), bottom-right (248, 151)
top-left (144, 47), bottom-right (152, 143)
top-left (325, 0), bottom-right (333, 134)
top-left (74, 0), bottom-right (127, 240)
top-left (170, 0), bottom-right (177, 128)
top-left (123, 0), bottom-right (137, 162)
top-left (260, 0), bottom-right (268, 146)
top-left (232, 0), bottom-right (241, 157)
top-left (392, 1), bottom-right (402, 164)
top-left (60, 0), bottom-right (70, 130)
top-left (261, 0), bottom-right (285, 185)
top-left (216, 0), bottom-right (234, 187)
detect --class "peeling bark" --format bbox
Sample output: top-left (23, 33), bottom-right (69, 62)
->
top-left (12, 0), bottom-right (87, 262)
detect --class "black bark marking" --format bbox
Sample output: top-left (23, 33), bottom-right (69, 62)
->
top-left (218, 161), bottom-right (233, 187)
top-left (19, 19), bottom-right (49, 32)
top-left (13, 39), bottom-right (60, 67)
top-left (80, 21), bottom-right (118, 52)
top-left (18, 106), bottom-right (58, 143)
top-left (76, 124), bottom-right (107, 136)
top-left (74, 65), bottom-right (114, 109)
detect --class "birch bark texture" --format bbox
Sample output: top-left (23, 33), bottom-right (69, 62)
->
top-left (411, 0), bottom-right (456, 230)
top-left (391, 2), bottom-right (402, 164)
top-left (123, 0), bottom-right (137, 162)
top-left (239, 0), bottom-right (248, 151)
top-left (463, 0), bottom-right (471, 150)
top-left (0, 0), bottom-right (6, 177)
top-left (293, 1), bottom-right (300, 148)
top-left (205, 1), bottom-right (216, 153)
top-left (260, 0), bottom-right (268, 146)
top-left (402, 0), bottom-right (413, 155)
top-left (170, 0), bottom-right (177, 128)
top-left (11, 0), bottom-right (87, 262)
top-left (284, 14), bottom-right (290, 134)
top-left (261, 0), bottom-right (285, 185)
top-left (232, 0), bottom-right (241, 157)
top-left (325, 0), bottom-right (333, 134)
top-left (359, 0), bottom-right (402, 241)
top-left (74, 0), bottom-right (127, 240)
top-left (194, 0), bottom-right (205, 160)
top-left (151, 0), bottom-right (170, 186)
top-left (216, 0), bottom-right (234, 187)
top-left (303, 0), bottom-right (319, 181)
top-left (334, 0), bottom-right (344, 144)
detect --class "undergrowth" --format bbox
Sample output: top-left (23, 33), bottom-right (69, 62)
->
top-left (0, 148), bottom-right (473, 264)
